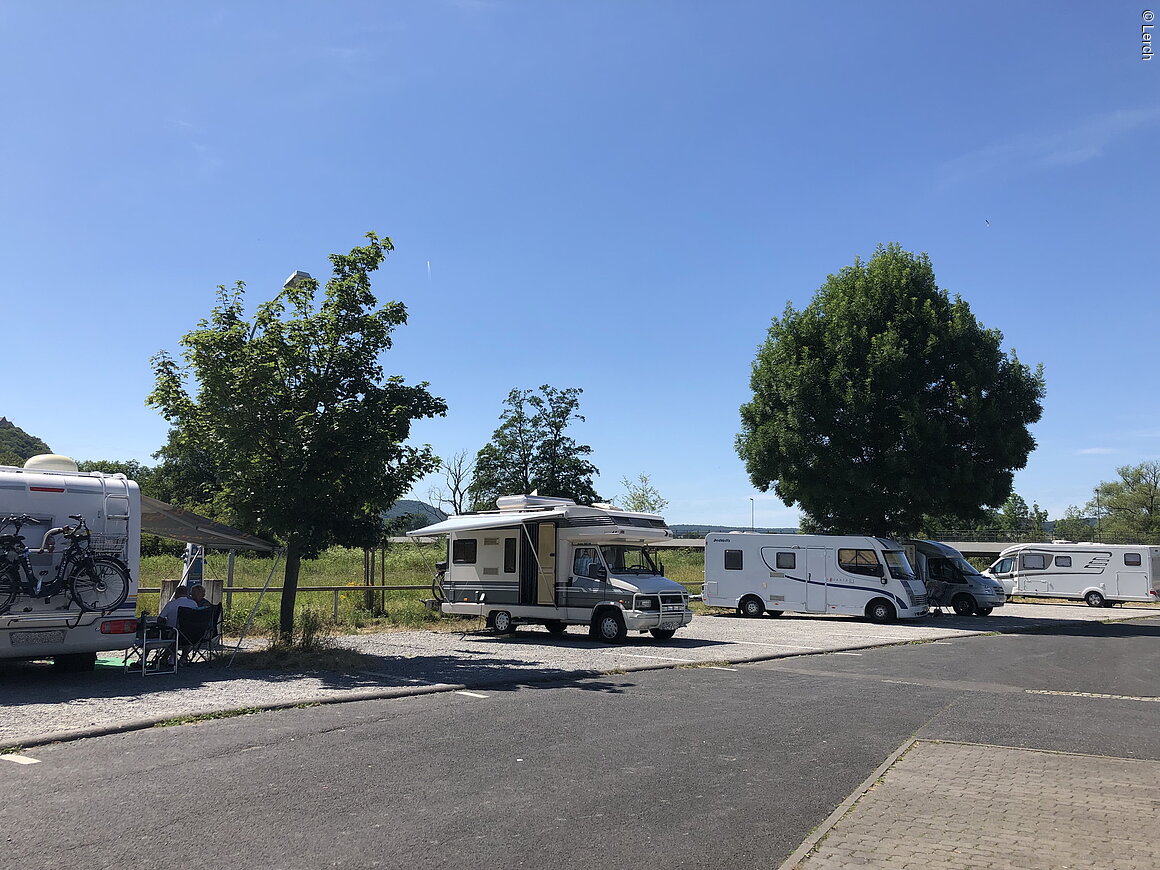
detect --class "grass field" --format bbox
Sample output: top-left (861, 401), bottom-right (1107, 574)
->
top-left (136, 544), bottom-right (710, 636)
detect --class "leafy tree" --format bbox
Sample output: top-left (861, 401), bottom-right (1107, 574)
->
top-left (1086, 460), bottom-right (1160, 541)
top-left (427, 449), bottom-right (474, 516)
top-left (736, 244), bottom-right (1046, 536)
top-left (617, 473), bottom-right (668, 514)
top-left (470, 385), bottom-right (598, 508)
top-left (148, 233), bottom-right (446, 639)
top-left (1052, 505), bottom-right (1093, 541)
top-left (0, 417), bottom-right (50, 466)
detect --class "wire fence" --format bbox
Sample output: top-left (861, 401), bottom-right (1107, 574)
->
top-left (931, 529), bottom-right (1160, 545)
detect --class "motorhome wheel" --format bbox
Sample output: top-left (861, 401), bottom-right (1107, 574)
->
top-left (492, 610), bottom-right (516, 634)
top-left (951, 594), bottom-right (976, 617)
top-left (975, 606), bottom-right (994, 616)
top-left (650, 628), bottom-right (677, 640)
top-left (545, 620), bottom-right (567, 636)
top-left (592, 609), bottom-right (627, 643)
top-left (867, 599), bottom-right (896, 623)
top-left (738, 596), bottom-right (765, 618)
top-left (1084, 591), bottom-right (1105, 608)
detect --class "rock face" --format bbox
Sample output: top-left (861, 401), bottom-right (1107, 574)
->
top-left (0, 417), bottom-right (51, 466)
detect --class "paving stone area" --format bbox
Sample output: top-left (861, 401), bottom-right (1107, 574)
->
top-left (791, 740), bottom-right (1160, 870)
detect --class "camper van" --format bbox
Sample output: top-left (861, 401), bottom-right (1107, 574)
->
top-left (408, 495), bottom-right (693, 643)
top-left (905, 539), bottom-right (1006, 616)
top-left (702, 533), bottom-right (928, 622)
top-left (985, 543), bottom-right (1160, 607)
top-left (1, 456), bottom-right (140, 670)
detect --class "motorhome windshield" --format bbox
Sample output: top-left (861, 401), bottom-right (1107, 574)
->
top-left (600, 545), bottom-right (660, 574)
top-left (930, 556), bottom-right (982, 580)
top-left (883, 550), bottom-right (916, 581)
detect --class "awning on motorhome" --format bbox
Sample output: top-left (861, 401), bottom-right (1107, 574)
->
top-left (407, 509), bottom-right (571, 538)
top-left (140, 495), bottom-right (278, 551)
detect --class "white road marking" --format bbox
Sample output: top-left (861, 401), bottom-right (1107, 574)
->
top-left (455, 690), bottom-right (489, 699)
top-left (1026, 689), bottom-right (1160, 703)
top-left (704, 666), bottom-right (738, 671)
top-left (612, 653), bottom-right (695, 662)
top-left (928, 641), bottom-right (954, 645)
top-left (1, 754), bottom-right (40, 765)
top-left (832, 652), bottom-right (863, 656)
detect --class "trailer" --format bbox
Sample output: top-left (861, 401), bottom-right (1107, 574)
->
top-left (984, 542), bottom-right (1160, 607)
top-left (409, 495), bottom-right (693, 643)
top-left (1, 455), bottom-right (140, 670)
top-left (701, 533), bottom-right (928, 622)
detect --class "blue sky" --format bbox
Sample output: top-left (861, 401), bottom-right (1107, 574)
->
top-left (1, 2), bottom-right (1156, 528)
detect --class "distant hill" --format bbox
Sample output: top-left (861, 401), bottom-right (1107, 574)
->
top-left (0, 417), bottom-right (50, 467)
top-left (670, 523), bottom-right (800, 538)
top-left (382, 499), bottom-right (448, 532)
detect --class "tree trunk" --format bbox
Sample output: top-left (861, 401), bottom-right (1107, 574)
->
top-left (279, 533), bottom-right (302, 643)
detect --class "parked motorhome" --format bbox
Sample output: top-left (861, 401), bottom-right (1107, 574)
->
top-left (1, 455), bottom-right (140, 670)
top-left (409, 495), bottom-right (694, 642)
top-left (984, 543), bottom-right (1160, 607)
top-left (904, 539), bottom-right (1006, 616)
top-left (701, 533), bottom-right (928, 622)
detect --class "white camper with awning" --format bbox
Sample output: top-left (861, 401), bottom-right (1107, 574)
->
top-left (409, 495), bottom-right (693, 643)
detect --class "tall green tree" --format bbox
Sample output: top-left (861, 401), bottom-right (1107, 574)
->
top-left (470, 385), bottom-right (598, 508)
top-left (618, 473), bottom-right (668, 514)
top-left (736, 244), bottom-right (1046, 536)
top-left (1086, 460), bottom-right (1160, 541)
top-left (148, 233), bottom-right (446, 639)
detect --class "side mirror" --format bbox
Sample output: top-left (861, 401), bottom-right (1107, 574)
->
top-left (588, 564), bottom-right (607, 581)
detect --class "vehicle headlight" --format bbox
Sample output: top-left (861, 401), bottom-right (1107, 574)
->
top-left (636, 597), bottom-right (657, 610)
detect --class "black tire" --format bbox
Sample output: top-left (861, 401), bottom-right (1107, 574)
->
top-left (738, 596), bottom-right (765, 618)
top-left (69, 557), bottom-right (130, 612)
top-left (545, 620), bottom-right (567, 636)
top-left (1084, 591), bottom-right (1105, 608)
top-left (951, 594), bottom-right (976, 617)
top-left (54, 652), bottom-right (97, 672)
top-left (975, 606), bottom-right (994, 616)
top-left (650, 628), bottom-right (677, 640)
top-left (592, 609), bottom-right (627, 643)
top-left (867, 599), bottom-right (896, 623)
top-left (0, 571), bottom-right (18, 615)
top-left (766, 610), bottom-right (785, 617)
top-left (1102, 599), bottom-right (1117, 608)
top-left (491, 610), bottom-right (516, 634)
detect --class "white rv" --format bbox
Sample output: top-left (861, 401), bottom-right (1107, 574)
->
top-left (409, 495), bottom-right (693, 642)
top-left (702, 533), bottom-right (928, 622)
top-left (1, 456), bottom-right (140, 670)
top-left (984, 543), bottom-right (1160, 608)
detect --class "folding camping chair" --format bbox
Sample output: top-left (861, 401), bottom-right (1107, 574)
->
top-left (124, 616), bottom-right (179, 675)
top-left (176, 606), bottom-right (217, 666)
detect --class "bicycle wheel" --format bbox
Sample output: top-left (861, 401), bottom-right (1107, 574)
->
top-left (68, 556), bottom-right (130, 612)
top-left (0, 567), bottom-right (18, 615)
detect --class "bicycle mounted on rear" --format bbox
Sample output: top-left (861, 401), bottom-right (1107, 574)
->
top-left (0, 514), bottom-right (131, 615)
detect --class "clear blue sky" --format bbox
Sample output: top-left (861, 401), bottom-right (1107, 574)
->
top-left (1, 2), bottom-right (1156, 528)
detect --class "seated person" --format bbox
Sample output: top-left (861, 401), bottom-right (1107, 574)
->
top-left (189, 584), bottom-right (210, 608)
top-left (157, 586), bottom-right (199, 629)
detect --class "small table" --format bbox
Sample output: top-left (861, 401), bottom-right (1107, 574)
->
top-left (124, 618), bottom-right (178, 675)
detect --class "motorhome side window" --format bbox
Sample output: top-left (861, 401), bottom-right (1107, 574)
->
top-left (838, 548), bottom-right (880, 576)
top-left (724, 549), bottom-right (743, 570)
top-left (452, 539), bottom-right (478, 565)
top-left (503, 538), bottom-right (517, 573)
top-left (994, 558), bottom-right (1014, 574)
top-left (775, 552), bottom-right (795, 570)
top-left (1125, 553), bottom-right (1142, 566)
top-left (1054, 556), bottom-right (1072, 567)
top-left (1021, 554), bottom-right (1046, 570)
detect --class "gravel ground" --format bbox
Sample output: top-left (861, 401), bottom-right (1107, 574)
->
top-left (2, 601), bottom-right (1154, 750)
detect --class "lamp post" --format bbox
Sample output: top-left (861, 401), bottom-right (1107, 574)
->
top-left (283, 270), bottom-right (312, 290)
top-left (750, 498), bottom-right (755, 531)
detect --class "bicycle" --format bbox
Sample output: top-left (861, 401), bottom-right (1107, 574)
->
top-left (0, 514), bottom-right (131, 615)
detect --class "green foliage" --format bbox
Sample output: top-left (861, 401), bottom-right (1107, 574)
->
top-left (147, 233), bottom-right (447, 638)
top-left (736, 243), bottom-right (1046, 536)
top-left (0, 417), bottom-right (50, 466)
top-left (617, 473), bottom-right (668, 513)
top-left (1052, 504), bottom-right (1093, 541)
top-left (470, 385), bottom-right (599, 507)
top-left (1086, 460), bottom-right (1160, 541)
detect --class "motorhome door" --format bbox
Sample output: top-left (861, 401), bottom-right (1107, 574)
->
top-left (1115, 551), bottom-right (1148, 598)
top-left (806, 548), bottom-right (828, 611)
top-left (536, 522), bottom-right (556, 605)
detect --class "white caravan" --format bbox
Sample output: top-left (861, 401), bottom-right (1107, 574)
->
top-left (984, 543), bottom-right (1160, 608)
top-left (1, 456), bottom-right (140, 670)
top-left (409, 495), bottom-right (693, 643)
top-left (904, 539), bottom-right (1006, 616)
top-left (702, 533), bottom-right (928, 622)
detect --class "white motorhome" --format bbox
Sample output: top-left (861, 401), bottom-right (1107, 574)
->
top-left (985, 543), bottom-right (1160, 608)
top-left (905, 539), bottom-right (1006, 616)
top-left (702, 533), bottom-right (928, 622)
top-left (409, 495), bottom-right (693, 643)
top-left (1, 456), bottom-right (140, 670)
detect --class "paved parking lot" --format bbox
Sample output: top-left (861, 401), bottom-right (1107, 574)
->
top-left (2, 601), bottom-right (1155, 750)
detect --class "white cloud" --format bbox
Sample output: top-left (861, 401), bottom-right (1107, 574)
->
top-left (1077, 447), bottom-right (1116, 455)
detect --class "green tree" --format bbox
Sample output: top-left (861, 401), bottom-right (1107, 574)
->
top-left (0, 417), bottom-right (50, 467)
top-left (617, 473), bottom-right (668, 513)
top-left (998, 493), bottom-right (1029, 532)
top-left (148, 233), bottom-right (446, 639)
top-left (1052, 505), bottom-right (1093, 541)
top-left (470, 385), bottom-right (598, 508)
top-left (736, 244), bottom-right (1046, 536)
top-left (1086, 460), bottom-right (1160, 541)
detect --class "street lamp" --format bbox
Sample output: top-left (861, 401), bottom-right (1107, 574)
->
top-left (750, 498), bottom-right (755, 531)
top-left (283, 270), bottom-right (312, 290)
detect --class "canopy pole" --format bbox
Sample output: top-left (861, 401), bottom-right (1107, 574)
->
top-left (227, 549), bottom-right (284, 668)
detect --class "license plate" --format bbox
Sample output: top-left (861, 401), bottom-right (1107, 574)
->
top-left (11, 630), bottom-right (66, 646)
top-left (659, 620), bottom-right (681, 631)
